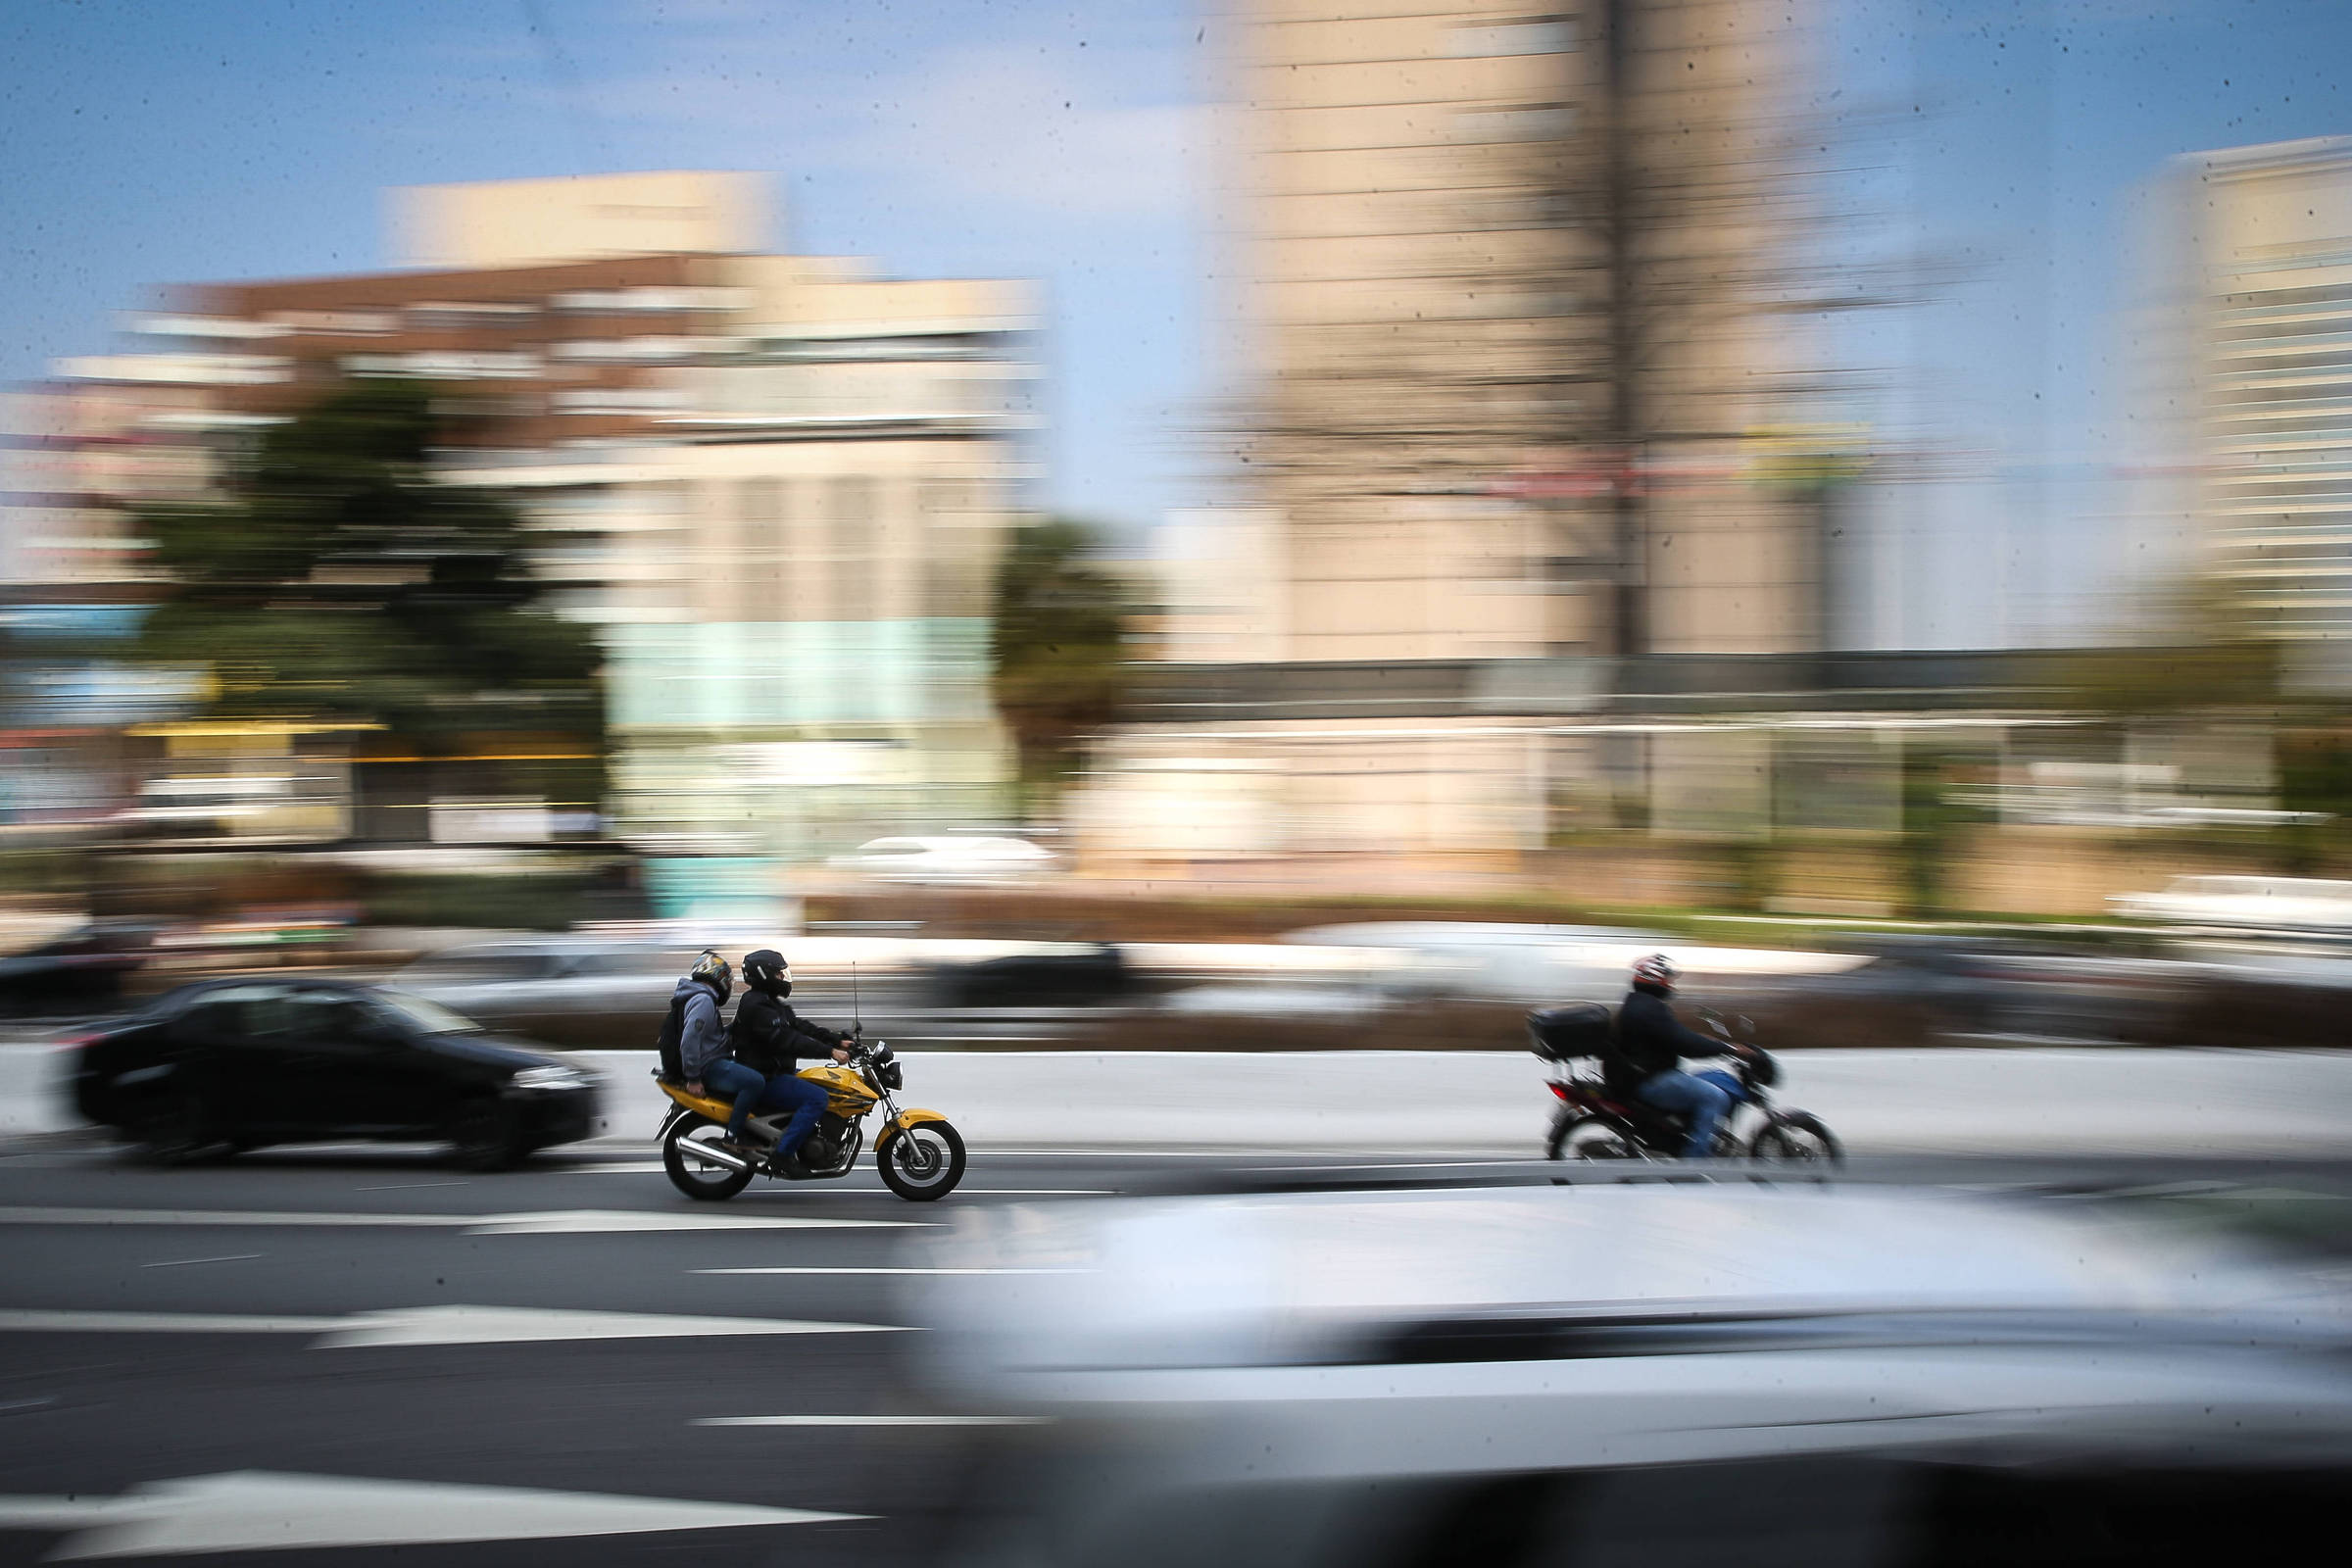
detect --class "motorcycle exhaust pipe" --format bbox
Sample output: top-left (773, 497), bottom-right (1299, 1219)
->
top-left (679, 1138), bottom-right (753, 1173)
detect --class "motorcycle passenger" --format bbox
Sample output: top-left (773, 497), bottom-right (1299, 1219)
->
top-left (1612, 954), bottom-right (1751, 1158)
top-left (722, 949), bottom-right (851, 1164)
top-left (673, 949), bottom-right (762, 1158)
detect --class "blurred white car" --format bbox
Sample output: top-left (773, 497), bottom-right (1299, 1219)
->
top-left (394, 938), bottom-right (687, 1048)
top-left (829, 835), bottom-right (1059, 885)
top-left (906, 1183), bottom-right (2352, 1568)
top-left (2112, 874), bottom-right (2352, 931)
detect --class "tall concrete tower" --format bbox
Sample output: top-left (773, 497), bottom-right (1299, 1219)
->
top-left (1227, 0), bottom-right (1819, 661)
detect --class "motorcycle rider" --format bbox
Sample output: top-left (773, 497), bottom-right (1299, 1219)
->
top-left (675, 947), bottom-right (790, 1160)
top-left (720, 949), bottom-right (851, 1165)
top-left (1612, 954), bottom-right (1753, 1158)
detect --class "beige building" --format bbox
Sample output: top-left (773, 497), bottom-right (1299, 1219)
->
top-left (391, 171), bottom-right (770, 271)
top-left (1222, 0), bottom-right (1817, 662)
top-left (14, 174), bottom-right (1039, 898)
top-left (1094, 3), bottom-right (1823, 864)
top-left (2139, 136), bottom-right (2352, 643)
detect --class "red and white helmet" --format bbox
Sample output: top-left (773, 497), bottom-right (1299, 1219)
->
top-left (1631, 953), bottom-right (1680, 989)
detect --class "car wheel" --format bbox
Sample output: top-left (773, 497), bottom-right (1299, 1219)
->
top-left (447, 1099), bottom-right (521, 1171)
top-left (128, 1088), bottom-right (217, 1166)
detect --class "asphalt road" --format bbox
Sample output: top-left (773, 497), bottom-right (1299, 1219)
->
top-left (5, 1138), bottom-right (2352, 1566)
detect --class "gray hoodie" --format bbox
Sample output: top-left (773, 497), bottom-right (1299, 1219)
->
top-left (672, 977), bottom-right (728, 1079)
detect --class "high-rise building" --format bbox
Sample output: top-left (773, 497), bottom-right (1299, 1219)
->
top-left (2139, 136), bottom-right (2352, 641)
top-left (1097, 2), bottom-right (1824, 863)
top-left (10, 174), bottom-right (1038, 893)
top-left (1224, 0), bottom-right (1817, 662)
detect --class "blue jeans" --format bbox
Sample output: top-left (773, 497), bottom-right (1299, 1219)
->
top-left (703, 1059), bottom-right (829, 1157)
top-left (756, 1074), bottom-right (831, 1159)
top-left (1636, 1067), bottom-right (1746, 1158)
top-left (701, 1058), bottom-right (769, 1140)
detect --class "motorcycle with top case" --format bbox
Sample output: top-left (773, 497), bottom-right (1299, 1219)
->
top-left (654, 1040), bottom-right (966, 1201)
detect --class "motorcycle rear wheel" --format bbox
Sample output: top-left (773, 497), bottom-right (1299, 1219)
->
top-left (876, 1121), bottom-right (965, 1200)
top-left (663, 1116), bottom-right (756, 1200)
top-left (1546, 1114), bottom-right (1642, 1161)
top-left (1747, 1112), bottom-right (1844, 1165)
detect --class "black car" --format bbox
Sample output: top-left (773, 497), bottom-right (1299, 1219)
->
top-left (68, 978), bottom-right (602, 1168)
top-left (0, 919), bottom-right (154, 1019)
top-left (924, 942), bottom-right (1133, 1009)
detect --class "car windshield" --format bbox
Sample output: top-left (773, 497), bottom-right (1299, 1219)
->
top-left (373, 989), bottom-right (483, 1034)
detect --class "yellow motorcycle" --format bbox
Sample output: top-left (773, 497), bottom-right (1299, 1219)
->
top-left (655, 1040), bottom-right (965, 1201)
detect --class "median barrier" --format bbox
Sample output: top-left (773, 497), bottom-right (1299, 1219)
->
top-left (0, 1044), bottom-right (76, 1138)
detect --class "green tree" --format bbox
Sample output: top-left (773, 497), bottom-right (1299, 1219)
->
top-left (988, 518), bottom-right (1134, 821)
top-left (2060, 574), bottom-right (2280, 718)
top-left (134, 380), bottom-right (604, 791)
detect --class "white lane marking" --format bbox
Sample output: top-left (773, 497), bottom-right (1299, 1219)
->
top-left (139, 1255), bottom-right (262, 1270)
top-left (0, 1205), bottom-right (921, 1234)
top-left (0, 1311), bottom-right (348, 1335)
top-left (316, 1304), bottom-right (906, 1348)
top-left (0, 1470), bottom-right (861, 1558)
top-left (1243, 1160), bottom-right (1529, 1173)
top-left (697, 1414), bottom-right (1047, 1428)
top-left (982, 1149), bottom-right (1283, 1158)
top-left (570, 1161), bottom-right (666, 1174)
top-left (567, 1165), bottom-right (1112, 1196)
top-left (463, 1209), bottom-right (928, 1235)
top-left (0, 1207), bottom-right (447, 1229)
top-left (956, 1189), bottom-right (1115, 1197)
top-left (0, 1305), bottom-right (906, 1348)
top-left (695, 1266), bottom-right (1087, 1277)
top-left (353, 1181), bottom-right (470, 1192)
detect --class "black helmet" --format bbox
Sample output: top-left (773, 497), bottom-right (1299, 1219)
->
top-left (743, 949), bottom-right (792, 998)
top-left (689, 948), bottom-right (733, 1005)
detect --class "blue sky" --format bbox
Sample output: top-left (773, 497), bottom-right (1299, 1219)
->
top-left (0, 0), bottom-right (1212, 541)
top-left (4, 1), bottom-right (2350, 642)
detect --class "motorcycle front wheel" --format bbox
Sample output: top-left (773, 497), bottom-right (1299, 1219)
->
top-left (663, 1115), bottom-right (756, 1200)
top-left (1747, 1112), bottom-right (1844, 1166)
top-left (1546, 1114), bottom-right (1642, 1161)
top-left (876, 1120), bottom-right (966, 1201)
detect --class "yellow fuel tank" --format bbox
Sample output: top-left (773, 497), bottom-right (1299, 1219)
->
top-left (797, 1063), bottom-right (880, 1117)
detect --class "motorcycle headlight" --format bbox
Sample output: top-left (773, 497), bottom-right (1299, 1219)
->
top-left (512, 1065), bottom-right (590, 1092)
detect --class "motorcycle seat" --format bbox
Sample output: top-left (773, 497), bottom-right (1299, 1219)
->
top-left (655, 1078), bottom-right (734, 1121)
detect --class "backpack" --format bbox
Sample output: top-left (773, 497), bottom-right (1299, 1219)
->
top-left (656, 994), bottom-right (688, 1079)
top-left (1525, 1003), bottom-right (1614, 1063)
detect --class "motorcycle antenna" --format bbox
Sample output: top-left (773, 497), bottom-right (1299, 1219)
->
top-left (852, 960), bottom-right (861, 1037)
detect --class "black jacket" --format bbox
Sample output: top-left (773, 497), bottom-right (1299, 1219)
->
top-left (1606, 987), bottom-right (1730, 1094)
top-left (726, 988), bottom-right (847, 1078)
